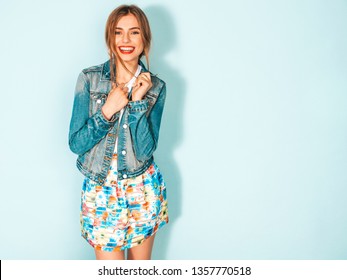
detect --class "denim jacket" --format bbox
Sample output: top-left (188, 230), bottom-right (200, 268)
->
top-left (68, 60), bottom-right (166, 184)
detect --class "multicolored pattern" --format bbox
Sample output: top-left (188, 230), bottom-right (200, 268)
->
top-left (80, 154), bottom-right (169, 251)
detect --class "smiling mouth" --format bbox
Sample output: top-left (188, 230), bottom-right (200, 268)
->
top-left (119, 46), bottom-right (135, 54)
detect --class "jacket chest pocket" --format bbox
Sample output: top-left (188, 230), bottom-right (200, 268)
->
top-left (90, 92), bottom-right (107, 115)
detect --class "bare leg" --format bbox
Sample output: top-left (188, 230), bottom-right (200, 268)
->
top-left (127, 234), bottom-right (156, 260)
top-left (95, 249), bottom-right (125, 260)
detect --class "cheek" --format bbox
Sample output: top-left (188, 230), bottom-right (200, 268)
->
top-left (115, 38), bottom-right (121, 46)
top-left (137, 40), bottom-right (144, 52)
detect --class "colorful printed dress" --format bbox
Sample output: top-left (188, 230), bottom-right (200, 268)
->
top-left (80, 65), bottom-right (169, 251)
top-left (80, 154), bottom-right (169, 251)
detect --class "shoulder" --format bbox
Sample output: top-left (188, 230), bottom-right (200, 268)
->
top-left (78, 61), bottom-right (109, 84)
top-left (81, 61), bottom-right (106, 75)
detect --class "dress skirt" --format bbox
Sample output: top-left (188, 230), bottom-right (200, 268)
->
top-left (80, 153), bottom-right (169, 251)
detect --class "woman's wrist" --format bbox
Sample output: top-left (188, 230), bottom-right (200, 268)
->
top-left (131, 94), bottom-right (144, 101)
top-left (101, 105), bottom-right (114, 121)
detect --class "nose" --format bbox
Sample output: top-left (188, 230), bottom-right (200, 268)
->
top-left (122, 32), bottom-right (130, 43)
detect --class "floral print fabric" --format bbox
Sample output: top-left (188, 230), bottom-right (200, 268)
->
top-left (80, 154), bottom-right (168, 251)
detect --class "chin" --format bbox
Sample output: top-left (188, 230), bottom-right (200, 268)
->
top-left (117, 55), bottom-right (139, 63)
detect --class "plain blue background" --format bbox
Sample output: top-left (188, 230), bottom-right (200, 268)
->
top-left (1, 0), bottom-right (347, 259)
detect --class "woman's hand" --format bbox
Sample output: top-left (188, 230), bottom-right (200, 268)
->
top-left (101, 83), bottom-right (129, 120)
top-left (131, 72), bottom-right (152, 101)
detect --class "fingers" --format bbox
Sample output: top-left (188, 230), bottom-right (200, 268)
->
top-left (140, 72), bottom-right (151, 79)
top-left (116, 83), bottom-right (128, 93)
top-left (138, 72), bottom-right (151, 83)
top-left (110, 83), bottom-right (128, 94)
top-left (134, 73), bottom-right (152, 88)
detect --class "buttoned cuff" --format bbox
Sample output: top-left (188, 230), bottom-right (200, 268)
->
top-left (128, 99), bottom-right (149, 112)
top-left (94, 109), bottom-right (118, 129)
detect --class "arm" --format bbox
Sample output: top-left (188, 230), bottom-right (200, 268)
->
top-left (68, 72), bottom-right (119, 155)
top-left (127, 83), bottom-right (166, 162)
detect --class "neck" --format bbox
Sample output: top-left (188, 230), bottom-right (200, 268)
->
top-left (115, 60), bottom-right (138, 83)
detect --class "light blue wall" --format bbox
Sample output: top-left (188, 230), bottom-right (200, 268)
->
top-left (1, 0), bottom-right (346, 259)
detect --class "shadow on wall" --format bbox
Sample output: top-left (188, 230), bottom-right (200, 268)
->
top-left (144, 5), bottom-right (186, 260)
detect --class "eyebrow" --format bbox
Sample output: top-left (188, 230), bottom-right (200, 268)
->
top-left (115, 27), bottom-right (140, 30)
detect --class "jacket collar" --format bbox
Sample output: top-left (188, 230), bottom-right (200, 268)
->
top-left (101, 59), bottom-right (148, 81)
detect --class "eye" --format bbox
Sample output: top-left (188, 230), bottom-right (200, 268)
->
top-left (115, 31), bottom-right (121, 35)
top-left (131, 31), bottom-right (140, 35)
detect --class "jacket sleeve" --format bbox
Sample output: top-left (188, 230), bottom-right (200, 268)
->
top-left (127, 83), bottom-right (166, 162)
top-left (68, 71), bottom-right (119, 155)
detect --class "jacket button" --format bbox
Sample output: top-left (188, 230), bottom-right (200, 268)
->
top-left (123, 124), bottom-right (128, 129)
top-left (96, 99), bottom-right (101, 104)
top-left (123, 174), bottom-right (127, 179)
top-left (121, 150), bottom-right (127, 155)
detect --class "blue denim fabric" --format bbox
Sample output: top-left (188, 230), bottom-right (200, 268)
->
top-left (68, 60), bottom-right (166, 184)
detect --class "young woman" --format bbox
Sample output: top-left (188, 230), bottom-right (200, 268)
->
top-left (68, 4), bottom-right (169, 260)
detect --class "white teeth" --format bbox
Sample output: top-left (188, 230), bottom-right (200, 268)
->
top-left (120, 47), bottom-right (134, 51)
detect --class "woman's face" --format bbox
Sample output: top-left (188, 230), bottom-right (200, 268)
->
top-left (115, 14), bottom-right (144, 64)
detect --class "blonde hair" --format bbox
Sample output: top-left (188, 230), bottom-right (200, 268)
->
top-left (105, 5), bottom-right (152, 82)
